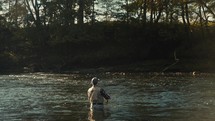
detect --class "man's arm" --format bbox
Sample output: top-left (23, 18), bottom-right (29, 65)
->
top-left (100, 88), bottom-right (110, 101)
top-left (87, 89), bottom-right (92, 101)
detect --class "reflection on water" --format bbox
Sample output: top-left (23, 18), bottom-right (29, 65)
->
top-left (0, 72), bottom-right (215, 121)
top-left (88, 106), bottom-right (111, 121)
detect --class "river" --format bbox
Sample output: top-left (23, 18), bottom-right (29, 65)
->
top-left (0, 72), bottom-right (215, 121)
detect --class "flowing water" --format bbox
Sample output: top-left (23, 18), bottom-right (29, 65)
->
top-left (0, 72), bottom-right (215, 121)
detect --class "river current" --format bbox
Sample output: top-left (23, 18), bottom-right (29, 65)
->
top-left (0, 72), bottom-right (215, 121)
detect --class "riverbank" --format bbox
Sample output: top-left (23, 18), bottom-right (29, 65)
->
top-left (1, 58), bottom-right (215, 74)
top-left (64, 59), bottom-right (215, 74)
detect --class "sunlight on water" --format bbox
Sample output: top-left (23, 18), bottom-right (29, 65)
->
top-left (0, 72), bottom-right (215, 121)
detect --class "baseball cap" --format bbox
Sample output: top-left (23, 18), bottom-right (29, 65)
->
top-left (91, 77), bottom-right (99, 85)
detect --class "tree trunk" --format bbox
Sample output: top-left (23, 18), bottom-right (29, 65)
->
top-left (25, 0), bottom-right (41, 27)
top-left (126, 0), bottom-right (129, 24)
top-left (181, 4), bottom-right (186, 25)
top-left (165, 0), bottom-right (170, 23)
top-left (199, 5), bottom-right (204, 39)
top-left (92, 0), bottom-right (95, 24)
top-left (150, 0), bottom-right (154, 24)
top-left (181, 2), bottom-right (190, 40)
top-left (155, 2), bottom-right (163, 23)
top-left (25, 0), bottom-right (36, 25)
top-left (142, 0), bottom-right (147, 25)
top-left (185, 2), bottom-right (190, 27)
top-left (14, 0), bottom-right (18, 27)
top-left (78, 0), bottom-right (84, 24)
top-left (34, 0), bottom-right (41, 27)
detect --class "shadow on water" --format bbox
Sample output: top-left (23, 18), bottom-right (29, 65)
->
top-left (0, 72), bottom-right (215, 121)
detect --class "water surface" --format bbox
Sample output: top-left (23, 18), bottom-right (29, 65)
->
top-left (0, 72), bottom-right (215, 121)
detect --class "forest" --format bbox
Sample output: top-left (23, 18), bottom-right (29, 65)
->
top-left (0, 0), bottom-right (215, 73)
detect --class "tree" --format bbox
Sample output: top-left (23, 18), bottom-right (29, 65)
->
top-left (24, 0), bottom-right (42, 27)
top-left (84, 0), bottom-right (96, 24)
top-left (60, 0), bottom-right (76, 26)
top-left (4, 0), bottom-right (27, 28)
top-left (99, 0), bottom-right (114, 21)
top-left (0, 1), bottom-right (4, 26)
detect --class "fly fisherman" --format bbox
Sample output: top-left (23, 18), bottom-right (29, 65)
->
top-left (87, 77), bottom-right (110, 110)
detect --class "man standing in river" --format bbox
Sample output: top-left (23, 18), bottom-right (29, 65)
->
top-left (87, 77), bottom-right (110, 110)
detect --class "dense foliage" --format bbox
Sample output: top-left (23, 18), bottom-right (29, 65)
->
top-left (0, 0), bottom-right (215, 73)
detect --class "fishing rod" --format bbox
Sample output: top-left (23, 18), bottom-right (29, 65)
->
top-left (148, 50), bottom-right (179, 81)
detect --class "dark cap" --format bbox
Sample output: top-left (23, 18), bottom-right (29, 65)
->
top-left (91, 77), bottom-right (99, 85)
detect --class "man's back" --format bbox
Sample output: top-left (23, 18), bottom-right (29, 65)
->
top-left (88, 86), bottom-right (104, 104)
